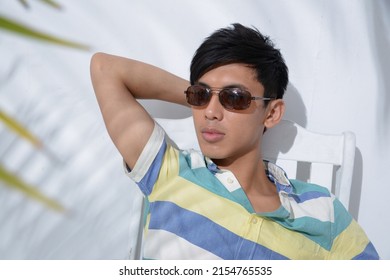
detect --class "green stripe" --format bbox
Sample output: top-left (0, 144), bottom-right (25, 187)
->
top-left (331, 198), bottom-right (353, 238)
top-left (178, 152), bottom-right (235, 201)
top-left (290, 179), bottom-right (330, 195)
top-left (274, 216), bottom-right (333, 250)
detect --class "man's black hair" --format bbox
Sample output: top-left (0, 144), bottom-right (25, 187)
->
top-left (190, 23), bottom-right (288, 100)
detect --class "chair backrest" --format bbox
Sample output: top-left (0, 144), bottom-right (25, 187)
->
top-left (154, 117), bottom-right (356, 209)
top-left (262, 119), bottom-right (356, 209)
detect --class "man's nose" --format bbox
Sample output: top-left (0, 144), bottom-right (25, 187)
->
top-left (204, 93), bottom-right (223, 120)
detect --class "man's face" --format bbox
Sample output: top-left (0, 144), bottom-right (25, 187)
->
top-left (191, 63), bottom-right (270, 166)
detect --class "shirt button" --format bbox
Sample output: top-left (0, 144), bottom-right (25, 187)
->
top-left (251, 216), bottom-right (258, 224)
top-left (227, 177), bottom-right (234, 184)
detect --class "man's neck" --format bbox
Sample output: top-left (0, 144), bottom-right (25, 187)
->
top-left (213, 154), bottom-right (281, 213)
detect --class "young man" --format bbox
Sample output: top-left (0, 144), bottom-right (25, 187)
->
top-left (90, 23), bottom-right (379, 259)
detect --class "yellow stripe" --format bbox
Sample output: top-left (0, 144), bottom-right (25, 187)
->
top-left (149, 145), bottom-right (251, 233)
top-left (148, 145), bottom-right (333, 259)
top-left (255, 218), bottom-right (330, 259)
top-left (328, 219), bottom-right (371, 259)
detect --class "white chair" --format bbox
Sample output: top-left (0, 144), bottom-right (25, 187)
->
top-left (261, 119), bottom-right (356, 209)
top-left (154, 116), bottom-right (356, 209)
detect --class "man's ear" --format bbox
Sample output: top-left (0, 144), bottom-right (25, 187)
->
top-left (263, 99), bottom-right (285, 129)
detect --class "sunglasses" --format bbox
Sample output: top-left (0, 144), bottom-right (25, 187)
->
top-left (184, 85), bottom-right (274, 110)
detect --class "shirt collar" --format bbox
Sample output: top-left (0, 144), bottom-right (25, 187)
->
top-left (205, 157), bottom-right (292, 194)
top-left (263, 161), bottom-right (292, 194)
top-left (204, 156), bottom-right (220, 174)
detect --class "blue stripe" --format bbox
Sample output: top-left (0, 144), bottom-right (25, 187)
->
top-left (352, 242), bottom-right (380, 260)
top-left (148, 201), bottom-right (288, 260)
top-left (289, 180), bottom-right (331, 203)
top-left (137, 141), bottom-right (167, 195)
top-left (289, 190), bottom-right (331, 203)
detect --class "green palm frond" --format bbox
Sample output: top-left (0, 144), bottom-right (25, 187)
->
top-left (0, 15), bottom-right (89, 50)
top-left (37, 0), bottom-right (62, 10)
top-left (0, 1), bottom-right (84, 213)
top-left (0, 110), bottom-right (64, 211)
top-left (0, 110), bottom-right (42, 149)
top-left (0, 164), bottom-right (65, 212)
top-left (18, 0), bottom-right (62, 10)
top-left (0, 110), bottom-right (61, 163)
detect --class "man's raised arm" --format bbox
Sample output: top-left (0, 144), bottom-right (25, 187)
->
top-left (90, 53), bottom-right (189, 169)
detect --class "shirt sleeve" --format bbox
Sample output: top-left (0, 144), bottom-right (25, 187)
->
top-left (123, 122), bottom-right (167, 196)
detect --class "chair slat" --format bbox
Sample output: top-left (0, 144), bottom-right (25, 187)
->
top-left (310, 163), bottom-right (334, 192)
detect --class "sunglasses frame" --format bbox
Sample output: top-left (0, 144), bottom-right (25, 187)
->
top-left (184, 84), bottom-right (274, 110)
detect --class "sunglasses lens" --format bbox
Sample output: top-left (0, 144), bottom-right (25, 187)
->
top-left (185, 86), bottom-right (253, 110)
top-left (219, 89), bottom-right (251, 110)
top-left (186, 86), bottom-right (210, 106)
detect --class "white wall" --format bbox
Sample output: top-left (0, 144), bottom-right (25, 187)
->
top-left (0, 0), bottom-right (388, 259)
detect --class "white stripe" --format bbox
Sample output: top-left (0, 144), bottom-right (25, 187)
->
top-left (143, 230), bottom-right (222, 260)
top-left (280, 194), bottom-right (335, 222)
top-left (124, 122), bottom-right (165, 182)
top-left (188, 150), bottom-right (207, 169)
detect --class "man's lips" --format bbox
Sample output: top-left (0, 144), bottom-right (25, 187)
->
top-left (201, 128), bottom-right (225, 143)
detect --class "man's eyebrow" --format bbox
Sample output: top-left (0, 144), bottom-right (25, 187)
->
top-left (197, 81), bottom-right (249, 90)
top-left (196, 81), bottom-right (209, 87)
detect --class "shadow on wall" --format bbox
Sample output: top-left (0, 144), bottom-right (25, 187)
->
top-left (349, 148), bottom-right (363, 220)
top-left (262, 82), bottom-right (306, 159)
top-left (283, 83), bottom-right (307, 128)
top-left (366, 0), bottom-right (390, 143)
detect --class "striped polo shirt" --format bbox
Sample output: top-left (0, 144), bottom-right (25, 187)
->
top-left (125, 122), bottom-right (379, 260)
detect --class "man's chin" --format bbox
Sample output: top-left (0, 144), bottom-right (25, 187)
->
top-left (199, 146), bottom-right (224, 160)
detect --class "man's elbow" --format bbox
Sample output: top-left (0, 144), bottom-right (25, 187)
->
top-left (90, 52), bottom-right (110, 75)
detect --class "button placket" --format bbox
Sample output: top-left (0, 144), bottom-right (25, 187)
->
top-left (249, 214), bottom-right (262, 226)
top-left (251, 216), bottom-right (258, 224)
